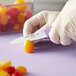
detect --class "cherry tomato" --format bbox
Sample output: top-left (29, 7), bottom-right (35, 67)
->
top-left (0, 6), bottom-right (7, 14)
top-left (25, 10), bottom-right (32, 20)
top-left (14, 0), bottom-right (27, 11)
top-left (0, 71), bottom-right (10, 76)
top-left (6, 7), bottom-right (19, 17)
top-left (24, 40), bottom-right (34, 53)
top-left (0, 14), bottom-right (8, 26)
top-left (16, 66), bottom-right (27, 74)
top-left (17, 13), bottom-right (25, 23)
top-left (6, 66), bottom-right (15, 75)
top-left (8, 17), bottom-right (16, 29)
top-left (13, 24), bottom-right (21, 31)
top-left (12, 71), bottom-right (23, 76)
top-left (1, 25), bottom-right (8, 32)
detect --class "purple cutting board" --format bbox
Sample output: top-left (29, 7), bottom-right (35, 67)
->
top-left (0, 32), bottom-right (76, 76)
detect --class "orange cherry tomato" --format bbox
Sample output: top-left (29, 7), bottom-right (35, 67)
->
top-left (16, 66), bottom-right (27, 74)
top-left (13, 24), bottom-right (21, 31)
top-left (0, 14), bottom-right (8, 26)
top-left (24, 40), bottom-right (34, 53)
top-left (17, 13), bottom-right (26, 23)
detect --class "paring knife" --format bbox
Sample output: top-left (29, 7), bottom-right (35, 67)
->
top-left (10, 29), bottom-right (50, 44)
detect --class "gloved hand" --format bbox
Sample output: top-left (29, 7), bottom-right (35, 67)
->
top-left (23, 11), bottom-right (59, 42)
top-left (49, 0), bottom-right (76, 45)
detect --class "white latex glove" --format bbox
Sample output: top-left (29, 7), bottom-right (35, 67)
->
top-left (23, 11), bottom-right (59, 42)
top-left (49, 0), bottom-right (76, 45)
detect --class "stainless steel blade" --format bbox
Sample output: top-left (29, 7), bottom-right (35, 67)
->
top-left (10, 31), bottom-right (47, 44)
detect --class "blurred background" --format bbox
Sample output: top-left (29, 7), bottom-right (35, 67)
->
top-left (0, 0), bottom-right (68, 14)
top-left (0, 0), bottom-right (68, 33)
top-left (34, 0), bottom-right (67, 14)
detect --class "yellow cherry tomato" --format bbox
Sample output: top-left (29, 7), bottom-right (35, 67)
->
top-left (16, 66), bottom-right (27, 74)
top-left (0, 6), bottom-right (7, 14)
top-left (24, 40), bottom-right (34, 53)
top-left (14, 0), bottom-right (27, 11)
top-left (0, 71), bottom-right (10, 76)
top-left (0, 61), bottom-right (11, 69)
